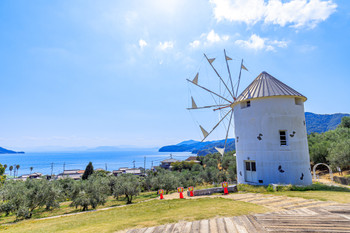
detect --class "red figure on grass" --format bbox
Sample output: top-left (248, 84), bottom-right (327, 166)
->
top-left (159, 189), bottom-right (164, 200)
top-left (222, 182), bottom-right (229, 195)
top-left (177, 187), bottom-right (184, 199)
top-left (188, 186), bottom-right (194, 197)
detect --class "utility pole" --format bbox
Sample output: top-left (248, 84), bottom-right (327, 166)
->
top-left (105, 163), bottom-right (107, 171)
top-left (151, 161), bottom-right (153, 170)
top-left (51, 163), bottom-right (54, 178)
top-left (144, 156), bottom-right (146, 175)
top-left (133, 160), bottom-right (135, 169)
top-left (63, 162), bottom-right (65, 172)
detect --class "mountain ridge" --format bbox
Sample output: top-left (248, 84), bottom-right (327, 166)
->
top-left (159, 112), bottom-right (349, 155)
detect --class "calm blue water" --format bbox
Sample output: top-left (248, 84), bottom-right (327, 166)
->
top-left (0, 150), bottom-right (192, 176)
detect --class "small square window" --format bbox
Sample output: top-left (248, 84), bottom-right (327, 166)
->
top-left (295, 98), bottom-right (303, 105)
top-left (279, 130), bottom-right (287, 146)
top-left (240, 101), bottom-right (251, 109)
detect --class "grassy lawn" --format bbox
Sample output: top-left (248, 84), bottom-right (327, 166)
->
top-left (271, 190), bottom-right (350, 203)
top-left (237, 183), bottom-right (350, 203)
top-left (0, 198), bottom-right (268, 233)
top-left (0, 192), bottom-right (158, 225)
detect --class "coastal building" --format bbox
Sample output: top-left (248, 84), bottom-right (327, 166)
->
top-left (185, 156), bottom-right (201, 164)
top-left (159, 158), bottom-right (179, 170)
top-left (232, 71), bottom-right (312, 186)
top-left (18, 172), bottom-right (43, 180)
top-left (112, 167), bottom-right (142, 176)
top-left (56, 169), bottom-right (84, 180)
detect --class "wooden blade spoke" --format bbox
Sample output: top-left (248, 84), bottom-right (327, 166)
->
top-left (186, 104), bottom-right (227, 110)
top-left (223, 110), bottom-right (234, 155)
top-left (204, 53), bottom-right (234, 99)
top-left (201, 109), bottom-right (232, 142)
top-left (224, 49), bottom-right (235, 98)
top-left (186, 79), bottom-right (232, 103)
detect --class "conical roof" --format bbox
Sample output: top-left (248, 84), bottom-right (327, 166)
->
top-left (234, 71), bottom-right (306, 104)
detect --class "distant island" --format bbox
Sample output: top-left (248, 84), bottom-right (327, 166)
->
top-left (159, 112), bottom-right (349, 155)
top-left (0, 147), bottom-right (25, 154)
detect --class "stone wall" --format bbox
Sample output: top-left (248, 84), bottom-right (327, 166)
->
top-left (334, 176), bottom-right (350, 185)
top-left (187, 185), bottom-right (237, 196)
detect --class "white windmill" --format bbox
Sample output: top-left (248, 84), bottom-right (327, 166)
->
top-left (188, 53), bottom-right (313, 185)
top-left (186, 50), bottom-right (248, 156)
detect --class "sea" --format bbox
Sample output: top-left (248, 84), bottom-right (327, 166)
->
top-left (0, 150), bottom-right (192, 176)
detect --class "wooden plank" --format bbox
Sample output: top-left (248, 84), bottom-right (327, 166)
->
top-left (182, 222), bottom-right (192, 233)
top-left (223, 217), bottom-right (238, 233)
top-left (163, 224), bottom-right (175, 233)
top-left (199, 219), bottom-right (209, 233)
top-left (231, 216), bottom-right (248, 233)
top-left (190, 220), bottom-right (200, 233)
top-left (143, 227), bottom-right (156, 233)
top-left (238, 215), bottom-right (260, 233)
top-left (216, 218), bottom-right (227, 233)
top-left (153, 225), bottom-right (166, 233)
top-left (209, 218), bottom-right (218, 233)
top-left (172, 222), bottom-right (185, 233)
top-left (246, 215), bottom-right (267, 232)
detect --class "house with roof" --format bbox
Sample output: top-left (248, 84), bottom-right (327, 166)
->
top-left (160, 158), bottom-right (180, 170)
top-left (112, 167), bottom-right (143, 176)
top-left (56, 169), bottom-right (84, 180)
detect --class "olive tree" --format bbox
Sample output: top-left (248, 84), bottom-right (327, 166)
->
top-left (113, 174), bottom-right (140, 204)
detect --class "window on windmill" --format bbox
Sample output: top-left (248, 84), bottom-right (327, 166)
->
top-left (295, 98), bottom-right (302, 105)
top-left (245, 161), bottom-right (251, 171)
top-left (240, 101), bottom-right (251, 109)
top-left (279, 130), bottom-right (287, 146)
top-left (251, 162), bottom-right (256, 171)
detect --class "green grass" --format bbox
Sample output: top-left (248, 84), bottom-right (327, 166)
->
top-left (0, 192), bottom-right (158, 225)
top-left (0, 198), bottom-right (268, 233)
top-left (236, 183), bottom-right (350, 203)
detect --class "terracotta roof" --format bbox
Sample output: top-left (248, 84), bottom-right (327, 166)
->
top-left (234, 71), bottom-right (306, 105)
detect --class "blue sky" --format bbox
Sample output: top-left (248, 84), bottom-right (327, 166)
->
top-left (0, 0), bottom-right (349, 150)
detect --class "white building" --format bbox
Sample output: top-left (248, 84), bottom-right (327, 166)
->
top-left (232, 71), bottom-right (312, 185)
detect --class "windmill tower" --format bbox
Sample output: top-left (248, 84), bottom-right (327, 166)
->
top-left (232, 71), bottom-right (312, 185)
top-left (187, 52), bottom-right (312, 185)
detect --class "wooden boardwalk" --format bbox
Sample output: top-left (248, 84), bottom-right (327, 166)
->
top-left (124, 193), bottom-right (350, 233)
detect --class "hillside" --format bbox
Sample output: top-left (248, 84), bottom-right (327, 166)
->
top-left (0, 147), bottom-right (24, 154)
top-left (305, 112), bottom-right (349, 134)
top-left (160, 112), bottom-right (349, 155)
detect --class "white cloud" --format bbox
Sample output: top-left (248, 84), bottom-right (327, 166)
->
top-left (138, 39), bottom-right (148, 49)
top-left (210, 0), bottom-right (337, 28)
top-left (207, 30), bottom-right (222, 43)
top-left (189, 30), bottom-right (230, 48)
top-left (189, 40), bottom-right (201, 48)
top-left (158, 41), bottom-right (174, 50)
top-left (235, 34), bottom-right (288, 51)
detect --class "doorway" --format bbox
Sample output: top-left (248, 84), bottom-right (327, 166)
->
top-left (244, 160), bottom-right (257, 183)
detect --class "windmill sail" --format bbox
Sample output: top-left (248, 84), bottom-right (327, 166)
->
top-left (191, 96), bottom-right (197, 109)
top-left (215, 147), bottom-right (225, 156)
top-left (199, 125), bottom-right (209, 138)
top-left (241, 63), bottom-right (248, 71)
top-left (225, 55), bottom-right (232, 61)
top-left (208, 58), bottom-right (215, 64)
top-left (192, 73), bottom-right (199, 84)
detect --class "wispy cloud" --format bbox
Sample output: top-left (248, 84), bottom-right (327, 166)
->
top-left (189, 29), bottom-right (230, 48)
top-left (138, 39), bottom-right (148, 49)
top-left (235, 34), bottom-right (288, 51)
top-left (158, 41), bottom-right (174, 50)
top-left (211, 0), bottom-right (337, 29)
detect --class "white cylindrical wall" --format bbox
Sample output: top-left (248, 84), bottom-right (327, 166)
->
top-left (233, 97), bottom-right (312, 186)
